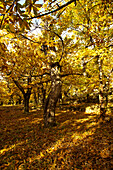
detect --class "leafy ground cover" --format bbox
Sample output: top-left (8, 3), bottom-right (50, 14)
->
top-left (0, 104), bottom-right (113, 170)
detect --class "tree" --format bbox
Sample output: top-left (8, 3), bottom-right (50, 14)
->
top-left (0, 80), bottom-right (9, 105)
top-left (58, 0), bottom-right (113, 119)
top-left (0, 35), bottom-right (48, 113)
top-left (0, 0), bottom-right (113, 124)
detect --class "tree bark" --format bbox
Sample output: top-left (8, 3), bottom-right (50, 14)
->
top-left (97, 55), bottom-right (106, 120)
top-left (16, 95), bottom-right (22, 105)
top-left (103, 68), bottom-right (113, 112)
top-left (18, 95), bottom-right (22, 104)
top-left (24, 93), bottom-right (31, 113)
top-left (33, 89), bottom-right (38, 109)
top-left (0, 101), bottom-right (3, 105)
top-left (41, 84), bottom-right (46, 106)
top-left (12, 77), bottom-right (32, 113)
top-left (8, 94), bottom-right (14, 105)
top-left (44, 63), bottom-right (62, 127)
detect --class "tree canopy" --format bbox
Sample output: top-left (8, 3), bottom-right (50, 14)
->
top-left (0, 0), bottom-right (113, 119)
top-left (0, 0), bottom-right (113, 169)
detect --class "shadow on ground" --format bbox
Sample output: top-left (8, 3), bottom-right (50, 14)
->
top-left (0, 104), bottom-right (113, 169)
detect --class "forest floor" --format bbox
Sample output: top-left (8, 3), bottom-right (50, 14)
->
top-left (0, 104), bottom-right (113, 170)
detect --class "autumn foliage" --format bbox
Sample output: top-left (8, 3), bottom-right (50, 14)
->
top-left (0, 0), bottom-right (113, 169)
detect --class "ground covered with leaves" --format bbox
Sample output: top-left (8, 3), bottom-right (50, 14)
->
top-left (0, 104), bottom-right (113, 170)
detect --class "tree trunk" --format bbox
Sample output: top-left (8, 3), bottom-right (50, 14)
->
top-left (0, 101), bottom-right (3, 105)
top-left (103, 68), bottom-right (113, 113)
top-left (44, 63), bottom-right (62, 127)
top-left (23, 77), bottom-right (32, 113)
top-left (12, 77), bottom-right (32, 114)
top-left (33, 89), bottom-right (38, 109)
top-left (41, 84), bottom-right (46, 106)
top-left (16, 95), bottom-right (22, 105)
top-left (98, 55), bottom-right (106, 120)
top-left (8, 94), bottom-right (14, 105)
top-left (24, 93), bottom-right (31, 113)
top-left (18, 97), bottom-right (22, 104)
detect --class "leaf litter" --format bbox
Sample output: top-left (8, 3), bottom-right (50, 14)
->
top-left (0, 105), bottom-right (113, 169)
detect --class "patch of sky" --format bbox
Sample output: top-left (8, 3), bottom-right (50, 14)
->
top-left (19, 0), bottom-right (43, 5)
top-left (19, 0), bottom-right (25, 5)
top-left (18, 0), bottom-right (43, 35)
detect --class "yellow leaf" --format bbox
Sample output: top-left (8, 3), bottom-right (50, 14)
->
top-left (9, 24), bottom-right (15, 32)
top-left (35, 4), bottom-right (42, 8)
top-left (0, 2), bottom-right (4, 8)
top-left (40, 152), bottom-right (44, 157)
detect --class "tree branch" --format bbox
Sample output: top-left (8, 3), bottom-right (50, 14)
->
top-left (19, 34), bottom-right (40, 44)
top-left (0, 0), bottom-right (16, 28)
top-left (47, 29), bottom-right (64, 63)
top-left (27, 0), bottom-right (75, 20)
top-left (12, 77), bottom-right (25, 95)
top-left (20, 72), bottom-right (50, 78)
top-left (61, 72), bottom-right (83, 77)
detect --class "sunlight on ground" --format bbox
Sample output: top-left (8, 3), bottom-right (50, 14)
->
top-left (85, 104), bottom-right (100, 114)
top-left (0, 141), bottom-right (24, 154)
top-left (75, 116), bottom-right (94, 123)
top-left (86, 121), bottom-right (98, 128)
top-left (27, 113), bottom-right (99, 164)
top-left (0, 105), bottom-right (113, 169)
top-left (59, 120), bottom-right (70, 127)
top-left (72, 129), bottom-right (95, 143)
top-left (18, 117), bottom-right (29, 121)
top-left (28, 136), bottom-right (66, 163)
top-left (31, 118), bottom-right (43, 124)
top-left (28, 126), bottom-right (97, 164)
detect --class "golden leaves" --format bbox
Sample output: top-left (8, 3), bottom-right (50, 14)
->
top-left (24, 0), bottom-right (42, 15)
top-left (100, 148), bottom-right (110, 158)
top-left (0, 101), bottom-right (113, 169)
top-left (9, 24), bottom-right (15, 33)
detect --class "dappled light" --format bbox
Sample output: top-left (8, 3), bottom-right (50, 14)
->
top-left (85, 104), bottom-right (100, 114)
top-left (0, 105), bottom-right (113, 169)
top-left (30, 118), bottom-right (43, 124)
top-left (0, 0), bottom-right (113, 169)
top-left (0, 141), bottom-right (24, 154)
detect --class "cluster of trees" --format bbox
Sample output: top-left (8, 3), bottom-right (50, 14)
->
top-left (0, 0), bottom-right (113, 126)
